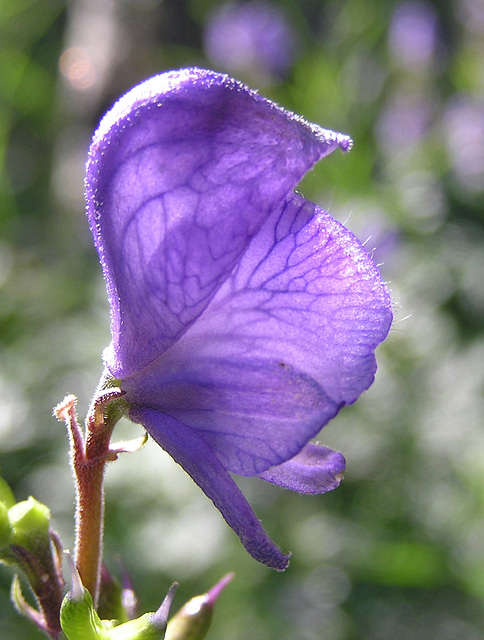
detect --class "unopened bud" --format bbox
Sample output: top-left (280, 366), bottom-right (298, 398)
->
top-left (98, 564), bottom-right (125, 623)
top-left (8, 497), bottom-right (50, 551)
top-left (8, 497), bottom-right (53, 575)
top-left (62, 552), bottom-right (178, 640)
top-left (0, 501), bottom-right (11, 549)
top-left (108, 582), bottom-right (177, 640)
top-left (165, 573), bottom-right (234, 640)
top-left (6, 498), bottom-right (64, 637)
top-left (0, 474), bottom-right (15, 508)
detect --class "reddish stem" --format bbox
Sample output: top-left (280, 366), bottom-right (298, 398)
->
top-left (56, 389), bottom-right (124, 606)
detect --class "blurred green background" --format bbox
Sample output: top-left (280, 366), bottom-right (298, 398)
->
top-left (1, 0), bottom-right (484, 638)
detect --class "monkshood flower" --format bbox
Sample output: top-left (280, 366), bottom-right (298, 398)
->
top-left (85, 68), bottom-right (392, 570)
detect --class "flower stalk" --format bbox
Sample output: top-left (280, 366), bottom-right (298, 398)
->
top-left (55, 386), bottom-right (126, 606)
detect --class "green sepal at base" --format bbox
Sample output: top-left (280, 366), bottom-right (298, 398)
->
top-left (60, 583), bottom-right (110, 640)
top-left (62, 554), bottom-right (177, 640)
top-left (107, 613), bottom-right (168, 640)
top-left (105, 582), bottom-right (178, 640)
top-left (62, 590), bottom-right (172, 640)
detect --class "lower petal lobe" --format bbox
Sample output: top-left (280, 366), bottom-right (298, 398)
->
top-left (258, 443), bottom-right (346, 494)
top-left (130, 407), bottom-right (290, 570)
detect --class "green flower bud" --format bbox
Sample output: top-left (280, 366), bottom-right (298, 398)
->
top-left (62, 552), bottom-right (178, 640)
top-left (7, 497), bottom-right (55, 584)
top-left (7, 498), bottom-right (64, 637)
top-left (0, 474), bottom-right (15, 508)
top-left (165, 574), bottom-right (234, 640)
top-left (164, 594), bottom-right (211, 640)
top-left (0, 501), bottom-right (12, 549)
top-left (108, 582), bottom-right (178, 640)
top-left (98, 564), bottom-right (126, 623)
top-left (8, 497), bottom-right (50, 554)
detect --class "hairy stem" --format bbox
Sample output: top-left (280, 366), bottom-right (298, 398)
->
top-left (56, 387), bottom-right (124, 606)
top-left (73, 447), bottom-right (107, 605)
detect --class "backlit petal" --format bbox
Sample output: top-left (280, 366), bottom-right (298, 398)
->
top-left (122, 193), bottom-right (392, 475)
top-left (86, 68), bottom-right (351, 378)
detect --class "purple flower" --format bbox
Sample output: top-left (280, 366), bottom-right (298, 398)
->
top-left (85, 68), bottom-right (392, 570)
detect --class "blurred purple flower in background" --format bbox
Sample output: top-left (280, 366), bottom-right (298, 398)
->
top-left (85, 68), bottom-right (392, 570)
top-left (443, 95), bottom-right (484, 194)
top-left (389, 1), bottom-right (440, 72)
top-left (456, 0), bottom-right (484, 35)
top-left (376, 91), bottom-right (434, 154)
top-left (203, 1), bottom-right (297, 82)
top-left (377, 2), bottom-right (442, 158)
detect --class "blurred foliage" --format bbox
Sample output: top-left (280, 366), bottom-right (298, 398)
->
top-left (1, 0), bottom-right (484, 638)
